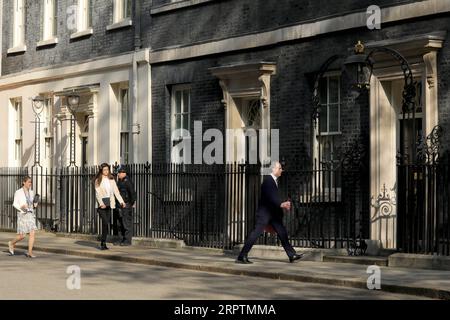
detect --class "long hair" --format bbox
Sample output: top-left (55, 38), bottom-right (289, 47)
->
top-left (94, 163), bottom-right (114, 187)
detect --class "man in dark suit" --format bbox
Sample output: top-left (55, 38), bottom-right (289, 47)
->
top-left (115, 165), bottom-right (137, 246)
top-left (236, 161), bottom-right (303, 264)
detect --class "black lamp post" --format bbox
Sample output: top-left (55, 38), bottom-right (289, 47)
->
top-left (343, 41), bottom-right (416, 111)
top-left (342, 41), bottom-right (374, 92)
top-left (31, 96), bottom-right (45, 168)
top-left (312, 40), bottom-right (419, 167)
top-left (66, 92), bottom-right (80, 167)
top-left (343, 40), bottom-right (417, 163)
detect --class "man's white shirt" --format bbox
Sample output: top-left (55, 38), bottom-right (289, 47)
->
top-left (270, 174), bottom-right (278, 187)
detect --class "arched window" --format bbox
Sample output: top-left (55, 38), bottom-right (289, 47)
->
top-left (314, 73), bottom-right (342, 193)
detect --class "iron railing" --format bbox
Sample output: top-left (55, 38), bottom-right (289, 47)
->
top-left (0, 163), bottom-right (371, 252)
top-left (397, 161), bottom-right (450, 255)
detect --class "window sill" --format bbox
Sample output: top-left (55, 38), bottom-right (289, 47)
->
top-left (37, 37), bottom-right (59, 48)
top-left (151, 0), bottom-right (216, 15)
top-left (70, 28), bottom-right (94, 40)
top-left (7, 45), bottom-right (27, 54)
top-left (106, 18), bottom-right (133, 31)
top-left (316, 132), bottom-right (342, 136)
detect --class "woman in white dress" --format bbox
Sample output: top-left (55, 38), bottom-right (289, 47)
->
top-left (8, 176), bottom-right (38, 258)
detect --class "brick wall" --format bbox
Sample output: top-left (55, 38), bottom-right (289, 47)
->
top-left (151, 15), bottom-right (450, 163)
top-left (2, 0), bottom-right (135, 75)
top-left (148, 0), bottom-right (424, 50)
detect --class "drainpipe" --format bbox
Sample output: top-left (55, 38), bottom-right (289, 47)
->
top-left (131, 0), bottom-right (142, 163)
top-left (131, 54), bottom-right (139, 163)
top-left (134, 0), bottom-right (142, 51)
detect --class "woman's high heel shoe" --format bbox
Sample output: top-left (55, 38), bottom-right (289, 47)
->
top-left (8, 241), bottom-right (14, 256)
top-left (25, 253), bottom-right (37, 258)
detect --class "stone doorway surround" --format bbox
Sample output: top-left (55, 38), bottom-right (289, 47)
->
top-left (367, 31), bottom-right (446, 250)
top-left (210, 61), bottom-right (276, 165)
top-left (210, 62), bottom-right (276, 243)
top-left (54, 85), bottom-right (99, 167)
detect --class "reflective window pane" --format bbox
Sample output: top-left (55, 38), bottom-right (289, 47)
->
top-left (175, 114), bottom-right (182, 130)
top-left (319, 105), bottom-right (328, 133)
top-left (183, 90), bottom-right (190, 113)
top-left (182, 114), bottom-right (189, 132)
top-left (121, 89), bottom-right (129, 131)
top-left (329, 77), bottom-right (339, 103)
top-left (175, 91), bottom-right (182, 114)
top-left (329, 104), bottom-right (339, 132)
top-left (319, 78), bottom-right (327, 104)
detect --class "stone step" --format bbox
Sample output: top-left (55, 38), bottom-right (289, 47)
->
top-left (323, 255), bottom-right (389, 266)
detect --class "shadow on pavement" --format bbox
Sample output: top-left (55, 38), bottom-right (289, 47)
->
top-left (74, 241), bottom-right (99, 249)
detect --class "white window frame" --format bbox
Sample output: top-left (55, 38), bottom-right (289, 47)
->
top-left (12, 98), bottom-right (23, 166)
top-left (42, 96), bottom-right (54, 138)
top-left (10, 0), bottom-right (26, 52)
top-left (312, 72), bottom-right (342, 201)
top-left (70, 0), bottom-right (93, 39)
top-left (43, 0), bottom-right (57, 40)
top-left (37, 0), bottom-right (58, 47)
top-left (114, 0), bottom-right (131, 22)
top-left (167, 85), bottom-right (193, 201)
top-left (107, 0), bottom-right (133, 31)
top-left (171, 85), bottom-right (191, 164)
top-left (69, 0), bottom-right (93, 39)
top-left (119, 86), bottom-right (130, 164)
top-left (78, 0), bottom-right (92, 31)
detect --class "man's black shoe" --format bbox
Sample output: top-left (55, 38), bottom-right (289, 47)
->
top-left (289, 253), bottom-right (304, 263)
top-left (100, 242), bottom-right (109, 250)
top-left (235, 256), bottom-right (253, 264)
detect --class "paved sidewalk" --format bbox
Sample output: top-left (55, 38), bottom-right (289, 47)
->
top-left (1, 231), bottom-right (449, 300)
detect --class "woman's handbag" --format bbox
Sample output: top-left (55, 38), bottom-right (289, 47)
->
top-left (101, 197), bottom-right (111, 208)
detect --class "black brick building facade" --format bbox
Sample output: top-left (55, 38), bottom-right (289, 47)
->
top-left (1, 0), bottom-right (449, 252)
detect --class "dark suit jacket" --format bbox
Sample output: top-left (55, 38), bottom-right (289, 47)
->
top-left (257, 175), bottom-right (283, 221)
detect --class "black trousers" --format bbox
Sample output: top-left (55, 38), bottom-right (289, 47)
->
top-left (112, 207), bottom-right (133, 243)
top-left (112, 209), bottom-right (125, 237)
top-left (97, 207), bottom-right (112, 242)
top-left (120, 207), bottom-right (133, 244)
top-left (238, 216), bottom-right (296, 258)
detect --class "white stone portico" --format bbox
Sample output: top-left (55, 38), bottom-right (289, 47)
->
top-left (367, 32), bottom-right (445, 249)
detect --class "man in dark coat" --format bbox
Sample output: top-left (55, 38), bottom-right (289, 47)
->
top-left (236, 161), bottom-right (303, 264)
top-left (115, 165), bottom-right (137, 246)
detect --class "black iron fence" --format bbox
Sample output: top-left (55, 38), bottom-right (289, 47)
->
top-left (275, 162), bottom-right (369, 251)
top-left (397, 161), bottom-right (450, 255)
top-left (0, 167), bottom-right (29, 231)
top-left (0, 163), bottom-right (372, 252)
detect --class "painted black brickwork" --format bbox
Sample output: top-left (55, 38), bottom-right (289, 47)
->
top-left (2, 0), bottom-right (135, 75)
top-left (150, 15), bottom-right (450, 163)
